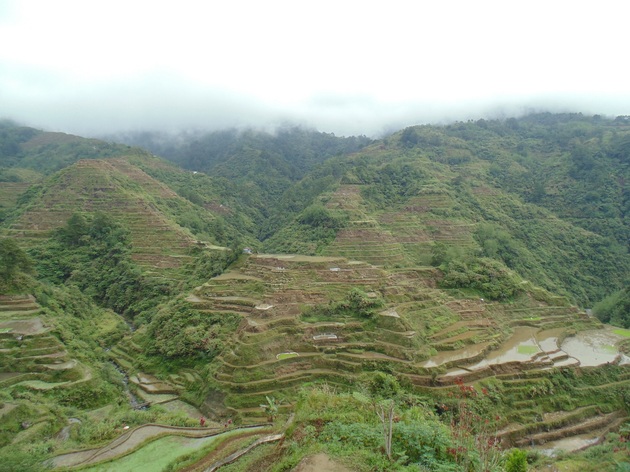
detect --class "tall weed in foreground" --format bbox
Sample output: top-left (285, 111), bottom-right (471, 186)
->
top-left (444, 377), bottom-right (503, 471)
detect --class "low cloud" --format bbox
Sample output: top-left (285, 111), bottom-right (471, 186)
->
top-left (2, 64), bottom-right (629, 138)
top-left (2, 1), bottom-right (630, 137)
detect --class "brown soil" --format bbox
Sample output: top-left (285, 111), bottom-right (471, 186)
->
top-left (292, 453), bottom-right (354, 472)
top-left (0, 318), bottom-right (46, 335)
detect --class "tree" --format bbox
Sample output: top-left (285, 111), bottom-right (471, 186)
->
top-left (57, 213), bottom-right (88, 246)
top-left (260, 395), bottom-right (279, 422)
top-left (0, 238), bottom-right (32, 283)
top-left (365, 372), bottom-right (402, 461)
top-left (593, 287), bottom-right (630, 328)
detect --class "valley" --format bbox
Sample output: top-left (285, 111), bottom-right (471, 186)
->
top-left (0, 114), bottom-right (629, 471)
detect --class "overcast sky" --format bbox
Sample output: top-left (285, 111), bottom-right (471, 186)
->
top-left (1, 0), bottom-right (630, 137)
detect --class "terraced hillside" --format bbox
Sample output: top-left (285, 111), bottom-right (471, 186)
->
top-left (264, 115), bottom-right (630, 307)
top-left (0, 182), bottom-right (31, 214)
top-left (0, 294), bottom-right (91, 392)
top-left (2, 158), bottom-right (224, 278)
top-left (125, 252), bottom-right (630, 449)
top-left (0, 293), bottom-right (101, 456)
top-left (322, 183), bottom-right (475, 266)
top-left (2, 116), bottom-right (629, 469)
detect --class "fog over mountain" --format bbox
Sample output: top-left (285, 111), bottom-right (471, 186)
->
top-left (1, 1), bottom-right (629, 136)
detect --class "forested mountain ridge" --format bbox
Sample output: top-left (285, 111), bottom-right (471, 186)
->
top-left (2, 113), bottom-right (629, 313)
top-left (260, 113), bottom-right (630, 307)
top-left (109, 127), bottom-right (371, 238)
top-left (1, 113), bottom-right (630, 471)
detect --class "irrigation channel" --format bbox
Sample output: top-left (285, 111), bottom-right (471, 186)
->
top-left (110, 361), bottom-right (147, 409)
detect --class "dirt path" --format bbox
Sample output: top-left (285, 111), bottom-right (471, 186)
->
top-left (292, 453), bottom-right (354, 472)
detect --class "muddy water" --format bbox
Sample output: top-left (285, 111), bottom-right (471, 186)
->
top-left (533, 432), bottom-right (601, 457)
top-left (474, 327), bottom-right (540, 368)
top-left (561, 326), bottom-right (630, 367)
top-left (427, 325), bottom-right (628, 371)
top-left (0, 318), bottom-right (46, 335)
top-left (537, 327), bottom-right (565, 352)
top-left (419, 341), bottom-right (492, 368)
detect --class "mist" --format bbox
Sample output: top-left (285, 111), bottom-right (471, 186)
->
top-left (1, 1), bottom-right (629, 138)
top-left (4, 71), bottom-right (627, 139)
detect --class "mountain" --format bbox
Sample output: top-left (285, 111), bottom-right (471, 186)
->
top-left (0, 114), bottom-right (629, 471)
top-left (262, 114), bottom-right (630, 308)
top-left (110, 127), bottom-right (373, 239)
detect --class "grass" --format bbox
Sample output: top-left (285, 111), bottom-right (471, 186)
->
top-left (80, 427), bottom-right (267, 472)
top-left (80, 434), bottom-right (220, 472)
top-left (14, 380), bottom-right (69, 390)
top-left (613, 328), bottom-right (630, 338)
top-left (0, 328), bottom-right (12, 333)
top-left (517, 345), bottom-right (540, 355)
top-left (276, 352), bottom-right (299, 360)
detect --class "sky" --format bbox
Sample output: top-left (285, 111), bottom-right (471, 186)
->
top-left (1, 0), bottom-right (630, 137)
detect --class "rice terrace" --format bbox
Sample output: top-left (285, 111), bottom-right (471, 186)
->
top-left (1, 114), bottom-right (630, 471)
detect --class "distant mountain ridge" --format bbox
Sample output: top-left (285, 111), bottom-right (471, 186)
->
top-left (2, 113), bottom-right (629, 307)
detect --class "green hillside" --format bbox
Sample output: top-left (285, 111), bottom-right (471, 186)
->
top-left (0, 115), bottom-right (629, 471)
top-left (263, 114), bottom-right (630, 308)
top-left (112, 127), bottom-right (372, 239)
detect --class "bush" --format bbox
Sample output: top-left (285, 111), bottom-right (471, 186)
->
top-left (593, 288), bottom-right (630, 328)
top-left (505, 448), bottom-right (528, 472)
top-left (145, 300), bottom-right (240, 359)
top-left (440, 258), bottom-right (523, 300)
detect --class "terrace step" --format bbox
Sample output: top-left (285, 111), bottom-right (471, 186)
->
top-left (511, 410), bottom-right (626, 447)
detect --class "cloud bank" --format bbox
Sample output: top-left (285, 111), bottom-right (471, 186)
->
top-left (1, 1), bottom-right (629, 137)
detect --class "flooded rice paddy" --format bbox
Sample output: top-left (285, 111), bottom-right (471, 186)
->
top-left (423, 325), bottom-right (630, 372)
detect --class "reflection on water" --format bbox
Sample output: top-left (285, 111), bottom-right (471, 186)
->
top-left (419, 342), bottom-right (492, 368)
top-left (470, 327), bottom-right (539, 369)
top-left (423, 324), bottom-right (629, 370)
top-left (561, 327), bottom-right (630, 367)
top-left (533, 433), bottom-right (601, 456)
top-left (537, 328), bottom-right (564, 352)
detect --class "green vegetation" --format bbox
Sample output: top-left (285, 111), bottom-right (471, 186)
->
top-left (143, 298), bottom-right (241, 359)
top-left (594, 288), bottom-right (630, 328)
top-left (30, 212), bottom-right (168, 318)
top-left (1, 114), bottom-right (630, 470)
top-left (504, 449), bottom-right (528, 472)
top-left (80, 432), bottom-right (213, 472)
top-left (276, 352), bottom-right (299, 360)
top-left (0, 121), bottom-right (129, 174)
top-left (301, 288), bottom-right (384, 322)
top-left (115, 126), bottom-right (371, 241)
top-left (440, 257), bottom-right (523, 300)
top-left (0, 237), bottom-right (33, 290)
top-left (267, 377), bottom-right (520, 472)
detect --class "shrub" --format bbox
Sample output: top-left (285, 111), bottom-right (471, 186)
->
top-left (505, 448), bottom-right (528, 472)
top-left (440, 258), bottom-right (523, 300)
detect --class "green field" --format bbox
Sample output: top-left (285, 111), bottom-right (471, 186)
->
top-left (517, 345), bottom-right (539, 355)
top-left (276, 352), bottom-right (299, 360)
top-left (82, 434), bottom-right (219, 472)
